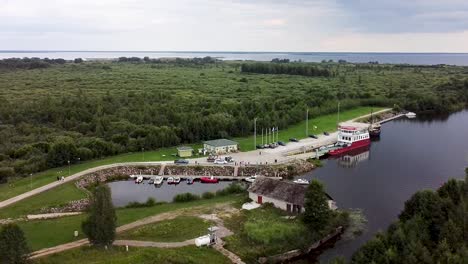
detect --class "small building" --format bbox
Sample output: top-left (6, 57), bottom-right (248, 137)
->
top-left (177, 146), bottom-right (194, 158)
top-left (247, 177), bottom-right (336, 214)
top-left (203, 139), bottom-right (238, 154)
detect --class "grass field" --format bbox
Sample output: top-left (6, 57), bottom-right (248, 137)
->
top-left (17, 194), bottom-right (242, 251)
top-left (117, 216), bottom-right (212, 242)
top-left (236, 106), bottom-right (384, 151)
top-left (0, 107), bottom-right (381, 204)
top-left (0, 181), bottom-right (87, 219)
top-left (33, 246), bottom-right (230, 264)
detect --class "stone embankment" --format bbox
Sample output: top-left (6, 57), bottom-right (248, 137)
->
top-left (238, 160), bottom-right (315, 179)
top-left (164, 165), bottom-right (235, 176)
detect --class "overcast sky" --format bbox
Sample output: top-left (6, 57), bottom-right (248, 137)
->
top-left (2, 0), bottom-right (468, 52)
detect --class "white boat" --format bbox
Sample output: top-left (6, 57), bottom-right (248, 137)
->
top-left (135, 175), bottom-right (144, 184)
top-left (167, 177), bottom-right (174, 184)
top-left (293, 178), bottom-right (309, 185)
top-left (406, 112), bottom-right (416, 118)
top-left (245, 175), bottom-right (257, 183)
top-left (154, 176), bottom-right (163, 185)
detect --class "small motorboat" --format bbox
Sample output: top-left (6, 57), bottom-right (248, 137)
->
top-left (167, 177), bottom-right (174, 184)
top-left (200, 176), bottom-right (219, 184)
top-left (406, 112), bottom-right (416, 118)
top-left (173, 177), bottom-right (181, 184)
top-left (293, 179), bottom-right (309, 185)
top-left (148, 177), bottom-right (155, 184)
top-left (135, 175), bottom-right (144, 184)
top-left (245, 175), bottom-right (257, 183)
top-left (186, 178), bottom-right (194, 185)
top-left (154, 176), bottom-right (163, 185)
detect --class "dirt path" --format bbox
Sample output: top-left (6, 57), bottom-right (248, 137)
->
top-left (114, 239), bottom-right (195, 248)
top-left (29, 203), bottom-right (233, 259)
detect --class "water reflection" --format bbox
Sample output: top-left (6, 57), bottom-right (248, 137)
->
top-left (335, 147), bottom-right (370, 168)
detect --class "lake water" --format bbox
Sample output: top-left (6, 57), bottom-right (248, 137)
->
top-left (302, 110), bottom-right (468, 261)
top-left (2, 51), bottom-right (468, 65)
top-left (108, 179), bottom-right (233, 207)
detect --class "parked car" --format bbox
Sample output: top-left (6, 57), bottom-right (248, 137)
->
top-left (269, 143), bottom-right (278, 149)
top-left (174, 159), bottom-right (189, 164)
top-left (225, 156), bottom-right (235, 163)
top-left (206, 156), bottom-right (216, 162)
top-left (289, 138), bottom-right (299, 142)
top-left (214, 158), bottom-right (228, 164)
top-left (309, 134), bottom-right (318, 139)
top-left (277, 141), bottom-right (286, 146)
top-left (256, 145), bottom-right (264, 149)
top-left (323, 132), bottom-right (330, 136)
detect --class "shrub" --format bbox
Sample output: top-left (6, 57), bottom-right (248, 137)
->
top-left (173, 193), bottom-right (200, 203)
top-left (125, 197), bottom-right (158, 208)
top-left (216, 183), bottom-right (246, 197)
top-left (202, 192), bottom-right (215, 199)
top-left (0, 167), bottom-right (14, 183)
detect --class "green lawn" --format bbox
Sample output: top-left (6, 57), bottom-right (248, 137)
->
top-left (236, 106), bottom-right (385, 151)
top-left (118, 216), bottom-right (212, 242)
top-left (0, 107), bottom-right (383, 204)
top-left (33, 246), bottom-right (231, 264)
top-left (17, 194), bottom-right (242, 251)
top-left (0, 181), bottom-right (87, 219)
top-left (222, 205), bottom-right (314, 263)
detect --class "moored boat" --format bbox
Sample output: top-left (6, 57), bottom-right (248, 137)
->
top-left (293, 178), bottom-right (309, 185)
top-left (329, 122), bottom-right (371, 156)
top-left (200, 176), bottom-right (219, 183)
top-left (245, 175), bottom-right (257, 183)
top-left (167, 177), bottom-right (174, 184)
top-left (154, 176), bottom-right (163, 185)
top-left (135, 175), bottom-right (144, 184)
top-left (406, 112), bottom-right (416, 118)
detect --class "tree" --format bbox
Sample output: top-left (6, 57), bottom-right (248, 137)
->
top-left (302, 179), bottom-right (331, 231)
top-left (0, 224), bottom-right (30, 264)
top-left (82, 184), bottom-right (116, 247)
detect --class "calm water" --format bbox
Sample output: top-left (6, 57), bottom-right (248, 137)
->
top-left (2, 51), bottom-right (468, 65)
top-left (108, 179), bottom-right (232, 207)
top-left (302, 110), bottom-right (468, 261)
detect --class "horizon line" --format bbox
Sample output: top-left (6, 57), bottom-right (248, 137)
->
top-left (1, 50), bottom-right (468, 54)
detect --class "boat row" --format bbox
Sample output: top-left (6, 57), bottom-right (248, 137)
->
top-left (131, 175), bottom-right (221, 185)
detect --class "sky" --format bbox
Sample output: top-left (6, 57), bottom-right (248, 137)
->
top-left (1, 0), bottom-right (468, 52)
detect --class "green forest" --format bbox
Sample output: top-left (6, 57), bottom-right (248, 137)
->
top-left (351, 170), bottom-right (468, 264)
top-left (0, 58), bottom-right (467, 179)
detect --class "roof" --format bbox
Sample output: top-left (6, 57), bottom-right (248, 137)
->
top-left (248, 178), bottom-right (307, 206)
top-left (203, 139), bottom-right (238, 147)
top-left (177, 146), bottom-right (193, 151)
top-left (339, 121), bottom-right (369, 130)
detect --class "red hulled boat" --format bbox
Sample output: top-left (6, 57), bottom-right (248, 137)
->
top-left (200, 176), bottom-right (219, 183)
top-left (329, 122), bottom-right (371, 156)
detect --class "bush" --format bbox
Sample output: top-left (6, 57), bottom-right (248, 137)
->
top-left (0, 167), bottom-right (14, 183)
top-left (216, 183), bottom-right (245, 196)
top-left (202, 192), bottom-right (215, 199)
top-left (125, 197), bottom-right (158, 208)
top-left (306, 158), bottom-right (323, 167)
top-left (173, 193), bottom-right (200, 203)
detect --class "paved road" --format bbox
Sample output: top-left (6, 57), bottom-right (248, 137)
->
top-left (1, 109), bottom-right (391, 210)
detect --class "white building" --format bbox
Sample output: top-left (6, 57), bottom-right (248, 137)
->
top-left (203, 139), bottom-right (238, 155)
top-left (247, 177), bottom-right (336, 213)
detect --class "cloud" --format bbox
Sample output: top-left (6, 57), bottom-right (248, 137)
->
top-left (0, 0), bottom-right (467, 51)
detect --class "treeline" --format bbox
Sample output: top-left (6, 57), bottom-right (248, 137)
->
top-left (351, 171), bottom-right (468, 264)
top-left (241, 62), bottom-right (331, 77)
top-left (0, 86), bottom-right (374, 178)
top-left (118, 56), bottom-right (218, 65)
top-left (0, 57), bottom-right (67, 70)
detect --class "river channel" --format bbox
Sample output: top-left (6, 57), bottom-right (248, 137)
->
top-left (303, 110), bottom-right (468, 261)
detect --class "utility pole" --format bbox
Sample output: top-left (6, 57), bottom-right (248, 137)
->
top-left (254, 118), bottom-right (257, 149)
top-left (68, 160), bottom-right (71, 177)
top-left (306, 108), bottom-right (309, 137)
top-left (337, 102), bottom-right (341, 126)
top-left (261, 128), bottom-right (264, 146)
top-left (142, 147), bottom-right (145, 161)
